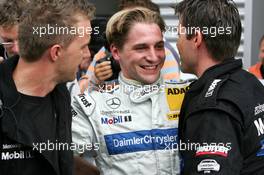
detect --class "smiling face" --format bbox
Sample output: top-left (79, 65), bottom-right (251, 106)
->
top-left (111, 22), bottom-right (165, 84)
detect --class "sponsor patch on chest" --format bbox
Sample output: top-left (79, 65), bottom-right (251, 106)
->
top-left (1, 144), bottom-right (35, 161)
top-left (197, 159), bottom-right (220, 174)
top-left (195, 145), bottom-right (229, 157)
top-left (101, 115), bottom-right (132, 125)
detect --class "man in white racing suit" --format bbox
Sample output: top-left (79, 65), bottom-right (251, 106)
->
top-left (72, 7), bottom-right (189, 175)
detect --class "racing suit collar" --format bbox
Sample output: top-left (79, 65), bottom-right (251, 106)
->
top-left (119, 73), bottom-right (162, 92)
top-left (119, 73), bottom-right (162, 103)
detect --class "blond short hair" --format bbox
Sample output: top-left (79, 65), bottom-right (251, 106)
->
top-left (118, 0), bottom-right (160, 13)
top-left (106, 7), bottom-right (165, 49)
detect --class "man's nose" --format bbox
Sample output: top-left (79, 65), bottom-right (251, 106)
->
top-left (146, 47), bottom-right (160, 62)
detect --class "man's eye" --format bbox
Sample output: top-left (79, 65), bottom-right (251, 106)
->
top-left (156, 44), bottom-right (164, 50)
top-left (135, 47), bottom-right (146, 50)
top-left (3, 39), bottom-right (13, 43)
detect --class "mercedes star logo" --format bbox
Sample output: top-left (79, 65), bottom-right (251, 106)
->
top-left (106, 97), bottom-right (121, 109)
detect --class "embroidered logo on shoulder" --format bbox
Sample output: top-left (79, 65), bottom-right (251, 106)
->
top-left (130, 85), bottom-right (160, 103)
top-left (74, 92), bottom-right (95, 116)
top-left (197, 159), bottom-right (220, 174)
top-left (255, 104), bottom-right (264, 116)
top-left (165, 81), bottom-right (190, 120)
top-left (205, 79), bottom-right (221, 98)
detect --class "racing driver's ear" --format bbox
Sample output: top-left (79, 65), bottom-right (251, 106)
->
top-left (110, 43), bottom-right (121, 61)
